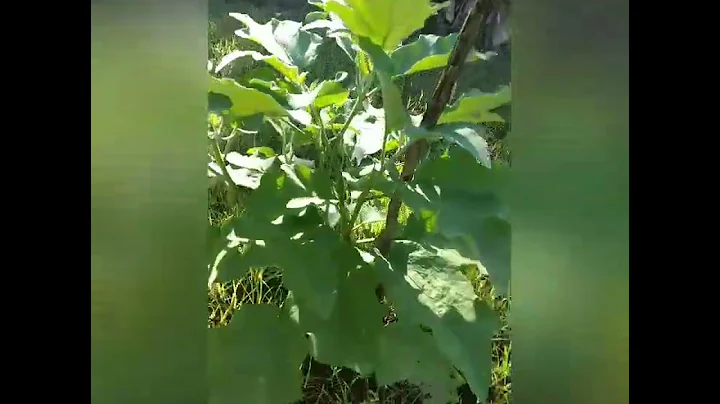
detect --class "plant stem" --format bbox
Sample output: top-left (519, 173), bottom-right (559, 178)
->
top-left (211, 133), bottom-right (239, 210)
top-left (346, 142), bottom-right (411, 238)
top-left (346, 177), bottom-right (374, 237)
top-left (337, 84), bottom-right (368, 142)
top-left (346, 123), bottom-right (393, 237)
top-left (335, 75), bottom-right (373, 236)
top-left (375, 0), bottom-right (496, 256)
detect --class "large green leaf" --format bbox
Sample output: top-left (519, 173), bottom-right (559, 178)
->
top-left (390, 33), bottom-right (488, 77)
top-left (233, 226), bottom-right (359, 321)
top-left (230, 14), bottom-right (323, 70)
top-left (376, 324), bottom-right (456, 404)
top-left (294, 266), bottom-right (387, 375)
top-left (374, 244), bottom-right (500, 403)
top-left (398, 151), bottom-right (511, 295)
top-left (439, 86), bottom-right (512, 125)
top-left (208, 304), bottom-right (309, 404)
top-left (209, 76), bottom-right (288, 118)
top-left (312, 0), bottom-right (442, 51)
top-left (407, 123), bottom-right (491, 168)
top-left (212, 162), bottom-right (358, 320)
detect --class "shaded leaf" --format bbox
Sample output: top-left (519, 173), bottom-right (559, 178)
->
top-left (295, 267), bottom-right (386, 375)
top-left (208, 92), bottom-right (232, 115)
top-left (374, 245), bottom-right (500, 403)
top-left (376, 324), bottom-right (456, 404)
top-left (407, 123), bottom-right (491, 168)
top-left (213, 162), bottom-right (357, 319)
top-left (399, 151), bottom-right (511, 295)
top-left (208, 304), bottom-right (309, 404)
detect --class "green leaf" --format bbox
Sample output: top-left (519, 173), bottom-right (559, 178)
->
top-left (401, 151), bottom-right (511, 295)
top-left (216, 50), bottom-right (302, 84)
top-left (209, 76), bottom-right (288, 118)
top-left (214, 162), bottom-right (358, 319)
top-left (294, 266), bottom-right (386, 375)
top-left (305, 11), bottom-right (328, 24)
top-left (376, 324), bottom-right (456, 403)
top-left (243, 78), bottom-right (292, 107)
top-left (247, 147), bottom-right (276, 157)
top-left (375, 244), bottom-right (500, 403)
top-left (390, 34), bottom-right (488, 77)
top-left (233, 227), bottom-right (354, 321)
top-left (313, 0), bottom-right (442, 51)
top-left (287, 77), bottom-right (350, 109)
top-left (439, 86), bottom-right (512, 125)
top-left (208, 92), bottom-right (232, 115)
top-left (208, 304), bottom-right (309, 404)
top-left (230, 14), bottom-right (323, 70)
top-left (357, 37), bottom-right (409, 133)
top-left (207, 221), bottom-right (240, 286)
top-left (407, 123), bottom-right (491, 168)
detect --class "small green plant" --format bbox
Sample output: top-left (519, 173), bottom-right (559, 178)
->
top-left (206, 1), bottom-right (511, 403)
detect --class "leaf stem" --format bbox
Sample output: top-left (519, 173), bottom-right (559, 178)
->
top-left (336, 75), bottom-right (374, 236)
top-left (211, 133), bottom-right (239, 210)
top-left (346, 142), bottom-right (410, 239)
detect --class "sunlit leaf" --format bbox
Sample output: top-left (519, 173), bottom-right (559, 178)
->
top-left (312, 0), bottom-right (443, 51)
top-left (439, 86), bottom-right (511, 124)
top-left (230, 13), bottom-right (324, 70)
top-left (209, 76), bottom-right (288, 118)
top-left (391, 33), bottom-right (491, 77)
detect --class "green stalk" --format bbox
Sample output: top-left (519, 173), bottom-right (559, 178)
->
top-left (346, 140), bottom-right (410, 239)
top-left (334, 75), bottom-right (374, 236)
top-left (211, 133), bottom-right (239, 210)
